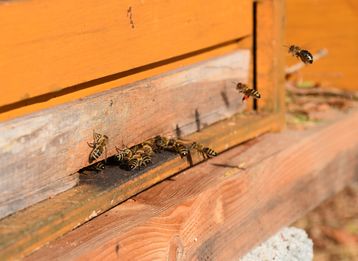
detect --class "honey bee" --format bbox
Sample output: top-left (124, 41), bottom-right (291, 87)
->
top-left (141, 141), bottom-right (155, 156)
top-left (154, 135), bottom-right (190, 158)
top-left (174, 141), bottom-right (190, 158)
top-left (128, 151), bottom-right (152, 170)
top-left (287, 45), bottom-right (313, 64)
top-left (190, 142), bottom-right (218, 159)
top-left (154, 136), bottom-right (176, 151)
top-left (92, 162), bottom-right (105, 171)
top-left (235, 83), bottom-right (261, 102)
top-left (115, 146), bottom-right (133, 161)
top-left (88, 131), bottom-right (108, 163)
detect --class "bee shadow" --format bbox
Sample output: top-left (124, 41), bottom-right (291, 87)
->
top-left (220, 90), bottom-right (230, 108)
top-left (195, 109), bottom-right (201, 132)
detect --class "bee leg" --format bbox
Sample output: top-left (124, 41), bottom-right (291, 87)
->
top-left (93, 130), bottom-right (101, 140)
top-left (87, 142), bottom-right (95, 148)
top-left (104, 145), bottom-right (108, 163)
top-left (200, 152), bottom-right (205, 160)
top-left (242, 95), bottom-right (249, 102)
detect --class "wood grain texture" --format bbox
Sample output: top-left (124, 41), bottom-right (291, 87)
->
top-left (0, 50), bottom-right (251, 219)
top-left (286, 0), bottom-right (358, 91)
top-left (0, 113), bottom-right (281, 260)
top-left (0, 42), bottom-right (247, 122)
top-left (25, 110), bottom-right (358, 261)
top-left (256, 0), bottom-right (285, 121)
top-left (0, 0), bottom-right (251, 107)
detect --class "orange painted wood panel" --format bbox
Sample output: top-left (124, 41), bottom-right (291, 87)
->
top-left (0, 50), bottom-right (250, 220)
top-left (24, 110), bottom-right (358, 260)
top-left (285, 0), bottom-right (358, 90)
top-left (0, 42), bottom-right (247, 122)
top-left (0, 0), bottom-right (252, 108)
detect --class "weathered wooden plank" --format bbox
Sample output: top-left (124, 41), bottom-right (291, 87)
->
top-left (0, 113), bottom-right (280, 260)
top-left (24, 110), bottom-right (358, 260)
top-left (0, 0), bottom-right (252, 107)
top-left (0, 50), bottom-right (250, 219)
top-left (256, 0), bottom-right (285, 121)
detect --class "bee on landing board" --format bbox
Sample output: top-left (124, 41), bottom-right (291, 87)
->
top-left (154, 136), bottom-right (176, 151)
top-left (173, 141), bottom-right (190, 158)
top-left (235, 82), bottom-right (261, 102)
top-left (190, 142), bottom-right (218, 159)
top-left (154, 135), bottom-right (190, 158)
top-left (128, 149), bottom-right (152, 170)
top-left (287, 45), bottom-right (313, 64)
top-left (115, 146), bottom-right (133, 162)
top-left (88, 131), bottom-right (108, 163)
top-left (92, 162), bottom-right (105, 171)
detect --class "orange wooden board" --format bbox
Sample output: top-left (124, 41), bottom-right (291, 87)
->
top-left (0, 0), bottom-right (252, 107)
top-left (285, 0), bottom-right (358, 91)
top-left (24, 110), bottom-right (358, 260)
top-left (0, 42), bottom-right (247, 122)
top-left (0, 50), bottom-right (250, 219)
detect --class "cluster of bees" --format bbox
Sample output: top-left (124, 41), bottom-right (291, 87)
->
top-left (86, 45), bottom-right (313, 172)
top-left (87, 133), bottom-right (217, 172)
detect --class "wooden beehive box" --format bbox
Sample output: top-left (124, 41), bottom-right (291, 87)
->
top-left (0, 0), bottom-right (285, 259)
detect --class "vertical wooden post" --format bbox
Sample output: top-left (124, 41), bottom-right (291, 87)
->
top-left (256, 0), bottom-right (286, 129)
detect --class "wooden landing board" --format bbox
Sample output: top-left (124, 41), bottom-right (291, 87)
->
top-left (0, 113), bottom-right (281, 260)
top-left (25, 110), bottom-right (358, 260)
top-left (0, 50), bottom-right (250, 219)
top-left (0, 0), bottom-right (251, 107)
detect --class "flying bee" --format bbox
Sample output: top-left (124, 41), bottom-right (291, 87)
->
top-left (190, 142), bottom-right (218, 159)
top-left (88, 131), bottom-right (108, 163)
top-left (287, 45), bottom-right (313, 64)
top-left (235, 82), bottom-right (261, 102)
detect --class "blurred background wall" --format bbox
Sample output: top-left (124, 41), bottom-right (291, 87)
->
top-left (285, 0), bottom-right (358, 91)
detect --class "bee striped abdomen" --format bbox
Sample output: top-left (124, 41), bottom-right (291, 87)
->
top-left (248, 89), bottom-right (261, 99)
top-left (175, 143), bottom-right (189, 158)
top-left (203, 147), bottom-right (218, 158)
top-left (142, 155), bottom-right (152, 166)
top-left (116, 148), bottom-right (132, 161)
top-left (89, 146), bottom-right (103, 163)
top-left (93, 162), bottom-right (105, 171)
top-left (128, 158), bottom-right (140, 170)
top-left (299, 50), bottom-right (313, 64)
top-left (190, 142), bottom-right (217, 159)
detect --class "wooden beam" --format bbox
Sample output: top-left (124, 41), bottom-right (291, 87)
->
top-left (24, 110), bottom-right (358, 260)
top-left (0, 112), bottom-right (280, 260)
top-left (0, 50), bottom-right (250, 219)
top-left (256, 0), bottom-right (285, 120)
top-left (0, 0), bottom-right (252, 107)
